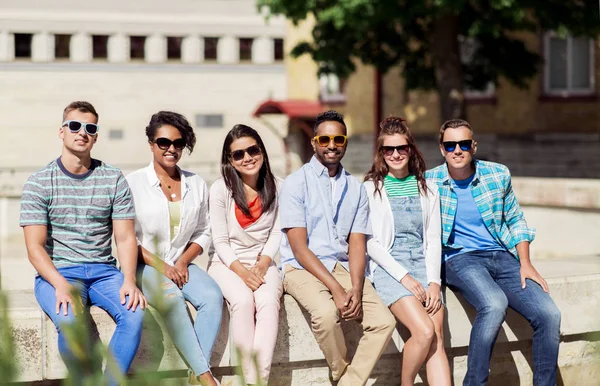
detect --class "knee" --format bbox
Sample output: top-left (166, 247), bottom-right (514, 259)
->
top-left (535, 304), bottom-right (561, 331)
top-left (311, 305), bottom-right (340, 332)
top-left (202, 279), bottom-right (224, 309)
top-left (255, 292), bottom-right (281, 313)
top-left (118, 307), bottom-right (145, 333)
top-left (479, 296), bottom-right (508, 322)
top-left (412, 320), bottom-right (435, 346)
top-left (229, 293), bottom-right (254, 315)
top-left (378, 310), bottom-right (397, 335)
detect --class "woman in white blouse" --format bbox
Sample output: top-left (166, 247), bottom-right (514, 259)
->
top-left (207, 124), bottom-right (283, 385)
top-left (363, 117), bottom-right (450, 386)
top-left (127, 111), bottom-right (222, 386)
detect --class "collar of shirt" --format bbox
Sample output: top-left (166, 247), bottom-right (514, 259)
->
top-left (144, 162), bottom-right (191, 199)
top-left (440, 160), bottom-right (481, 189)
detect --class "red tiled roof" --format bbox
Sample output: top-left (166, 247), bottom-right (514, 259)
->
top-left (253, 99), bottom-right (323, 119)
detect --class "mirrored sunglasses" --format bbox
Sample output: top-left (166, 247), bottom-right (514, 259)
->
top-left (442, 140), bottom-right (473, 152)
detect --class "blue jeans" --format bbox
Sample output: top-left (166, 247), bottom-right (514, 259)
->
top-left (35, 263), bottom-right (144, 384)
top-left (137, 263), bottom-right (223, 376)
top-left (443, 251), bottom-right (561, 386)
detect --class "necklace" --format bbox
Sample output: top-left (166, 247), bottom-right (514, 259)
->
top-left (159, 178), bottom-right (177, 199)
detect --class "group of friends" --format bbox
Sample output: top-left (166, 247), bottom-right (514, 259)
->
top-left (20, 101), bottom-right (561, 386)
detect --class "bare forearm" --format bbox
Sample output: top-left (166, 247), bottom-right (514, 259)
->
top-left (177, 242), bottom-right (202, 266)
top-left (516, 241), bottom-right (532, 265)
top-left (117, 239), bottom-right (138, 281)
top-left (295, 247), bottom-right (344, 294)
top-left (348, 233), bottom-right (366, 289)
top-left (28, 246), bottom-right (68, 288)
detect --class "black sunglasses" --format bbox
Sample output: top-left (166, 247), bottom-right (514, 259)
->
top-left (230, 145), bottom-right (262, 161)
top-left (381, 145), bottom-right (410, 157)
top-left (154, 137), bottom-right (186, 150)
top-left (62, 120), bottom-right (99, 136)
top-left (442, 140), bottom-right (473, 152)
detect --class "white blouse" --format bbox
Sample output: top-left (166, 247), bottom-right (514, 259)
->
top-left (126, 163), bottom-right (211, 266)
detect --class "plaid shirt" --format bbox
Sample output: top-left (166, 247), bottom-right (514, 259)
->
top-left (425, 160), bottom-right (535, 259)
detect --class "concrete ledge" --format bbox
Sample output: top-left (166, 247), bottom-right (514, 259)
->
top-left (6, 255), bottom-right (600, 385)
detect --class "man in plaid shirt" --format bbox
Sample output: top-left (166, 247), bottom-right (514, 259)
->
top-left (426, 119), bottom-right (560, 386)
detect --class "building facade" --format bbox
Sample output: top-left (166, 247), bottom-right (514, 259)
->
top-left (279, 18), bottom-right (600, 178)
top-left (0, 0), bottom-right (288, 194)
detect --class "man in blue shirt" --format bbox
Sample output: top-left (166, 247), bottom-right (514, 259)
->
top-left (279, 111), bottom-right (395, 386)
top-left (427, 119), bottom-right (561, 386)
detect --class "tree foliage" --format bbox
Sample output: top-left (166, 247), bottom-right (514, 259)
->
top-left (259, 0), bottom-right (600, 119)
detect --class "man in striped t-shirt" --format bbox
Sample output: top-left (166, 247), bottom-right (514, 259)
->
top-left (20, 101), bottom-right (146, 383)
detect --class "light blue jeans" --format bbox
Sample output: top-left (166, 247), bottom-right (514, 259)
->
top-left (137, 263), bottom-right (223, 376)
top-left (35, 263), bottom-right (145, 385)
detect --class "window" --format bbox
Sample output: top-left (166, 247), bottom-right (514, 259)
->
top-left (319, 73), bottom-right (346, 103)
top-left (92, 35), bottom-right (108, 59)
top-left (14, 33), bottom-right (32, 58)
top-left (167, 36), bottom-right (182, 60)
top-left (204, 37), bottom-right (218, 60)
top-left (130, 36), bottom-right (146, 60)
top-left (108, 129), bottom-right (124, 140)
top-left (544, 32), bottom-right (595, 95)
top-left (274, 38), bottom-right (284, 61)
top-left (195, 114), bottom-right (223, 128)
top-left (460, 36), bottom-right (495, 99)
top-left (239, 38), bottom-right (253, 61)
top-left (54, 34), bottom-right (71, 59)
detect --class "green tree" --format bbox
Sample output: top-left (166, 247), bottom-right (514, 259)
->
top-left (258, 0), bottom-right (600, 121)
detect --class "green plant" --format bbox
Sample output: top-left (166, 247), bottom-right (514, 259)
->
top-left (0, 291), bottom-right (17, 384)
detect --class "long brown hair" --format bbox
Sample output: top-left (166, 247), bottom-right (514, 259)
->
top-left (220, 124), bottom-right (277, 216)
top-left (364, 117), bottom-right (428, 197)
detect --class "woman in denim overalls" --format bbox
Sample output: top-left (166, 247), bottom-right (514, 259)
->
top-left (363, 117), bottom-right (450, 386)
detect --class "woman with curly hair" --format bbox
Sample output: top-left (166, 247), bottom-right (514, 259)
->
top-left (127, 111), bottom-right (223, 386)
top-left (364, 117), bottom-right (450, 386)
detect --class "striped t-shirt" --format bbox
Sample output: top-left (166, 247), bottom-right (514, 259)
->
top-left (384, 174), bottom-right (419, 197)
top-left (20, 158), bottom-right (136, 267)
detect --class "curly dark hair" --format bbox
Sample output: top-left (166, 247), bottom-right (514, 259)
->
top-left (313, 110), bottom-right (347, 135)
top-left (364, 116), bottom-right (428, 197)
top-left (145, 111), bottom-right (196, 153)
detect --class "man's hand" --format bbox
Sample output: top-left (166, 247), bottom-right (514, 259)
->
top-left (55, 281), bottom-right (77, 316)
top-left (520, 262), bottom-right (549, 293)
top-left (342, 286), bottom-right (363, 321)
top-left (173, 260), bottom-right (190, 288)
top-left (400, 274), bottom-right (427, 304)
top-left (424, 282), bottom-right (442, 315)
top-left (120, 278), bottom-right (147, 311)
top-left (332, 287), bottom-right (349, 317)
top-left (163, 264), bottom-right (186, 289)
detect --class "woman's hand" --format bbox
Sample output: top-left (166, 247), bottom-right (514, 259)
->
top-left (163, 263), bottom-right (186, 289)
top-left (240, 269), bottom-right (265, 291)
top-left (249, 254), bottom-right (271, 279)
top-left (424, 282), bottom-right (442, 315)
top-left (230, 260), bottom-right (265, 291)
top-left (400, 274), bottom-right (427, 304)
top-left (173, 260), bottom-right (190, 287)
